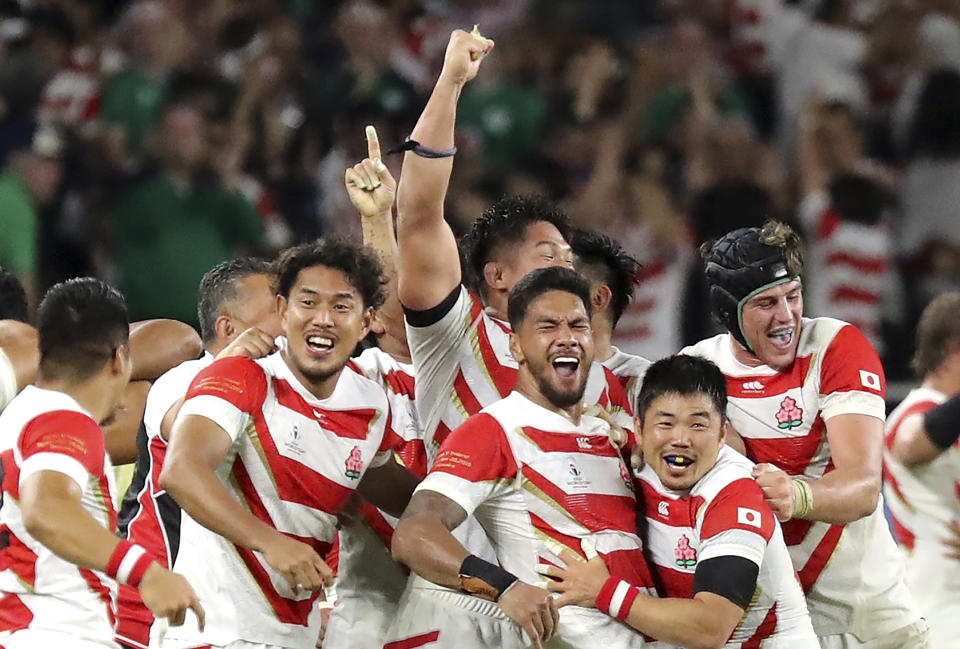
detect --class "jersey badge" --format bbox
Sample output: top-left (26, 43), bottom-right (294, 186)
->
top-left (619, 462), bottom-right (634, 491)
top-left (345, 446), bottom-right (363, 479)
top-left (775, 396), bottom-right (803, 429)
top-left (658, 500), bottom-right (669, 517)
top-left (674, 534), bottom-right (697, 567)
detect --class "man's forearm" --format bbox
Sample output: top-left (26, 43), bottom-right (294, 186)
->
top-left (623, 592), bottom-right (739, 649)
top-left (391, 511), bottom-right (469, 588)
top-left (806, 468), bottom-right (880, 524)
top-left (396, 77), bottom-right (462, 223)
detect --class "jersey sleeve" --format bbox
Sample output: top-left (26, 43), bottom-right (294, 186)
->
top-left (18, 410), bottom-right (105, 490)
top-left (414, 413), bottom-right (518, 517)
top-left (818, 324), bottom-right (886, 422)
top-left (178, 357), bottom-right (267, 441)
top-left (697, 477), bottom-right (776, 568)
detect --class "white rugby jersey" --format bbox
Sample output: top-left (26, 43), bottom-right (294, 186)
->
top-left (601, 346), bottom-right (651, 412)
top-left (638, 446), bottom-right (818, 648)
top-left (0, 348), bottom-right (17, 412)
top-left (883, 386), bottom-right (960, 645)
top-left (683, 317), bottom-right (920, 638)
top-left (417, 391), bottom-right (653, 647)
top-left (115, 353), bottom-right (214, 649)
top-left (325, 347), bottom-right (423, 649)
top-left (406, 287), bottom-right (635, 465)
top-left (0, 386), bottom-right (118, 646)
top-left (166, 352), bottom-right (394, 649)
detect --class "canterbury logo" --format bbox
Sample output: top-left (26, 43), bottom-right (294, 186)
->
top-left (742, 381), bottom-right (764, 391)
top-left (576, 438), bottom-right (591, 449)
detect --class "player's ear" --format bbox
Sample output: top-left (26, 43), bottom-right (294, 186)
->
top-left (277, 294), bottom-right (288, 329)
top-left (483, 261), bottom-right (506, 293)
top-left (214, 315), bottom-right (233, 342)
top-left (369, 308), bottom-right (386, 336)
top-left (719, 418), bottom-right (729, 448)
top-left (509, 332), bottom-right (524, 364)
top-left (112, 343), bottom-right (131, 376)
top-left (592, 284), bottom-right (612, 314)
top-left (359, 306), bottom-right (375, 338)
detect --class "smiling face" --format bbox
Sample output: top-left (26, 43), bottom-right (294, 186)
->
top-left (510, 290), bottom-right (594, 409)
top-left (738, 280), bottom-right (803, 370)
top-left (639, 392), bottom-right (725, 491)
top-left (279, 265), bottom-right (371, 398)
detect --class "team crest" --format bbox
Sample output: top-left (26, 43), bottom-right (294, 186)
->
top-left (674, 534), bottom-right (697, 567)
top-left (344, 446), bottom-right (363, 479)
top-left (775, 396), bottom-right (803, 429)
top-left (619, 462), bottom-right (634, 491)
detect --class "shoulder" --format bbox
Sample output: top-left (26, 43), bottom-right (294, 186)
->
top-left (681, 334), bottom-right (729, 362)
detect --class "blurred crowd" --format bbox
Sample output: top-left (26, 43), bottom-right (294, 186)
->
top-left (1, 0), bottom-right (959, 381)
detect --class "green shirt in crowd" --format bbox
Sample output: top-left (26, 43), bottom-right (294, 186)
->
top-left (112, 173), bottom-right (265, 326)
top-left (0, 170), bottom-right (37, 276)
top-left (100, 68), bottom-right (166, 158)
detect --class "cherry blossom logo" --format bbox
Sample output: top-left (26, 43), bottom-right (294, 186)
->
top-left (344, 446), bottom-right (363, 479)
top-left (775, 396), bottom-right (803, 429)
top-left (674, 535), bottom-right (697, 567)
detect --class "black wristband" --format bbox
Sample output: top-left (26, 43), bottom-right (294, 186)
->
top-left (388, 137), bottom-right (457, 159)
top-left (924, 393), bottom-right (960, 450)
top-left (458, 554), bottom-right (518, 602)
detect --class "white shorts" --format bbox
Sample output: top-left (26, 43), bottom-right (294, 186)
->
top-left (818, 619), bottom-right (930, 649)
top-left (0, 629), bottom-right (117, 649)
top-left (384, 576), bottom-right (649, 649)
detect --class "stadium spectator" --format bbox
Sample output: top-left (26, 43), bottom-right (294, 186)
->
top-left (111, 102), bottom-right (265, 326)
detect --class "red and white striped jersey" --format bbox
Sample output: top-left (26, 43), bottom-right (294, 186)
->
top-left (682, 317), bottom-right (921, 638)
top-left (165, 351), bottom-right (394, 649)
top-left (406, 287), bottom-right (635, 465)
top-left (0, 348), bottom-right (16, 412)
top-left (883, 386), bottom-right (960, 643)
top-left (325, 347), bottom-right (424, 649)
top-left (601, 346), bottom-right (651, 413)
top-left (115, 353), bottom-right (214, 649)
top-left (0, 386), bottom-right (118, 646)
top-left (417, 391), bottom-right (653, 647)
top-left (639, 446), bottom-right (818, 648)
top-left (799, 190), bottom-right (893, 355)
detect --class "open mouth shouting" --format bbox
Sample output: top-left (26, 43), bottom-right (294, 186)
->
top-left (552, 354), bottom-right (581, 380)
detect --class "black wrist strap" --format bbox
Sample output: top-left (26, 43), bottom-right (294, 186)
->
top-left (924, 393), bottom-right (960, 450)
top-left (387, 137), bottom-right (457, 159)
top-left (458, 554), bottom-right (518, 601)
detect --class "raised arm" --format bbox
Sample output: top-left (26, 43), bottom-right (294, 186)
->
top-left (396, 28), bottom-right (493, 311)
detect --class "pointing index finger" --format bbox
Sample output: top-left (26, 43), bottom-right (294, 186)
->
top-left (365, 125), bottom-right (382, 163)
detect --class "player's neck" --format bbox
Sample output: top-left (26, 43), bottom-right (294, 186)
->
top-left (592, 321), bottom-right (614, 363)
top-left (377, 333), bottom-right (411, 365)
top-left (923, 369), bottom-right (960, 398)
top-left (483, 292), bottom-right (509, 323)
top-left (729, 336), bottom-right (768, 369)
top-left (35, 372), bottom-right (115, 423)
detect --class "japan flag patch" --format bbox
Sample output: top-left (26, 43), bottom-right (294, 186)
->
top-left (859, 370), bottom-right (881, 392)
top-left (737, 507), bottom-right (762, 528)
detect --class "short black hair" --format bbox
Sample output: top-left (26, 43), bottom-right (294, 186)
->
top-left (460, 194), bottom-right (571, 297)
top-left (571, 229), bottom-right (641, 326)
top-left (37, 278), bottom-right (129, 381)
top-left (635, 355), bottom-right (727, 423)
top-left (198, 257), bottom-right (273, 343)
top-left (274, 238), bottom-right (384, 309)
top-left (828, 173), bottom-right (887, 226)
top-left (0, 267), bottom-right (28, 322)
top-left (507, 267), bottom-right (592, 330)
